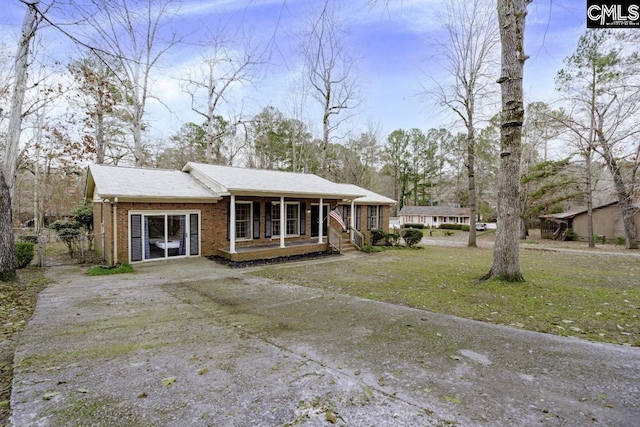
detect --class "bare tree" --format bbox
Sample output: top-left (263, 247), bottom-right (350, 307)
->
top-left (425, 0), bottom-right (499, 247)
top-left (1, 0), bottom-right (42, 281)
top-left (484, 0), bottom-right (532, 282)
top-left (182, 31), bottom-right (263, 165)
top-left (299, 0), bottom-right (361, 176)
top-left (557, 30), bottom-right (640, 249)
top-left (69, 54), bottom-right (126, 164)
top-left (73, 0), bottom-right (182, 166)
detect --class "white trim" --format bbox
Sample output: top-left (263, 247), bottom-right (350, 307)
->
top-left (271, 201), bottom-right (301, 239)
top-left (233, 200), bottom-right (253, 242)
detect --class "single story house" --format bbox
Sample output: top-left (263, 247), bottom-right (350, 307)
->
top-left (85, 163), bottom-right (396, 264)
top-left (398, 205), bottom-right (471, 228)
top-left (539, 201), bottom-right (640, 242)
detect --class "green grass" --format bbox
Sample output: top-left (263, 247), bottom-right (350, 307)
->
top-left (251, 246), bottom-right (640, 346)
top-left (86, 264), bottom-right (134, 276)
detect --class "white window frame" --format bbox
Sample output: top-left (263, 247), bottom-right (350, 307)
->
top-left (271, 202), bottom-right (300, 237)
top-left (128, 210), bottom-right (201, 263)
top-left (235, 201), bottom-right (253, 241)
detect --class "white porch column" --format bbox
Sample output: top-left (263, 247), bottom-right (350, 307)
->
top-left (280, 196), bottom-right (286, 248)
top-left (350, 200), bottom-right (355, 241)
top-left (318, 198), bottom-right (324, 244)
top-left (229, 195), bottom-right (236, 254)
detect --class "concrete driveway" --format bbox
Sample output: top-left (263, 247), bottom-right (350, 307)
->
top-left (10, 257), bottom-right (640, 426)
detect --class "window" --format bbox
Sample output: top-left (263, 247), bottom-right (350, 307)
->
top-left (286, 203), bottom-right (299, 235)
top-left (235, 202), bottom-right (252, 240)
top-left (271, 202), bottom-right (300, 237)
top-left (367, 205), bottom-right (384, 230)
top-left (342, 205), bottom-right (351, 229)
top-left (130, 212), bottom-right (199, 262)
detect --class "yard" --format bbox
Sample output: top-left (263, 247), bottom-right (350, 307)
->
top-left (251, 245), bottom-right (640, 346)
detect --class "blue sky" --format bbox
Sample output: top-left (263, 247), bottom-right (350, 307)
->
top-left (1, 0), bottom-right (588, 142)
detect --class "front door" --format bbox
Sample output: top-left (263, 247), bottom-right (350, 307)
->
top-left (310, 204), bottom-right (328, 238)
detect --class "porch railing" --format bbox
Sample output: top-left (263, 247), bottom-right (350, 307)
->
top-left (327, 226), bottom-right (343, 253)
top-left (350, 227), bottom-right (365, 250)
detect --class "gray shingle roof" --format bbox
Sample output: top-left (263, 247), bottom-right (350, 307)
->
top-left (398, 206), bottom-right (471, 216)
top-left (86, 164), bottom-right (220, 201)
top-left (183, 162), bottom-right (365, 198)
top-left (335, 184), bottom-right (397, 205)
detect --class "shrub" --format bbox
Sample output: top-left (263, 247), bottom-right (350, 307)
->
top-left (370, 228), bottom-right (387, 245)
top-left (563, 228), bottom-right (578, 241)
top-left (461, 225), bottom-right (470, 232)
top-left (362, 244), bottom-right (385, 253)
top-left (387, 233), bottom-right (400, 246)
top-left (15, 242), bottom-right (35, 269)
top-left (439, 223), bottom-right (462, 230)
top-left (615, 236), bottom-right (625, 245)
top-left (18, 235), bottom-right (38, 244)
top-left (402, 228), bottom-right (423, 247)
top-left (50, 220), bottom-right (82, 255)
top-left (73, 200), bottom-right (94, 232)
top-left (403, 223), bottom-right (424, 229)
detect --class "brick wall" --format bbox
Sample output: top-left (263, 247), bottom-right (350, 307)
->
top-left (99, 196), bottom-right (343, 264)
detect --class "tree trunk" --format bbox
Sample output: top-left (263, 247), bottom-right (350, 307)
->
top-left (0, 2), bottom-right (39, 282)
top-left (467, 118), bottom-right (477, 247)
top-left (597, 130), bottom-right (639, 249)
top-left (0, 173), bottom-right (17, 282)
top-left (485, 0), bottom-right (530, 282)
top-left (585, 147), bottom-right (595, 248)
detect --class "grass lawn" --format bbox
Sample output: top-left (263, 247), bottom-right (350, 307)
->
top-left (251, 246), bottom-right (640, 346)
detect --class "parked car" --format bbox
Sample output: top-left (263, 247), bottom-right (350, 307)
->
top-left (475, 223), bottom-right (487, 231)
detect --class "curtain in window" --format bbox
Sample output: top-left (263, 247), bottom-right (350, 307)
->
top-left (144, 216), bottom-right (150, 259)
top-left (179, 215), bottom-right (186, 255)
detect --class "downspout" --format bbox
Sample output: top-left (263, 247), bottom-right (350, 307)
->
top-left (112, 197), bottom-right (118, 265)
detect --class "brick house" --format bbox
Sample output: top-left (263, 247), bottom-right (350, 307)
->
top-left (85, 163), bottom-right (396, 264)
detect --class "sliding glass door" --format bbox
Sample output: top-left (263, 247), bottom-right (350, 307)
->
top-left (130, 212), bottom-right (199, 262)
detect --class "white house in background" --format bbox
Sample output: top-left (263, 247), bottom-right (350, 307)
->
top-left (398, 205), bottom-right (472, 228)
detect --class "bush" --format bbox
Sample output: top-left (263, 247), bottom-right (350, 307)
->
top-left (461, 225), bottom-right (470, 232)
top-left (15, 242), bottom-right (35, 269)
top-left (616, 236), bottom-right (625, 245)
top-left (387, 233), bottom-right (400, 246)
top-left (439, 223), bottom-right (463, 230)
top-left (563, 228), bottom-right (578, 241)
top-left (18, 235), bottom-right (38, 244)
top-left (50, 220), bottom-right (82, 255)
top-left (362, 244), bottom-right (385, 253)
top-left (370, 228), bottom-right (387, 245)
top-left (402, 228), bottom-right (423, 247)
top-left (403, 223), bottom-right (424, 229)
